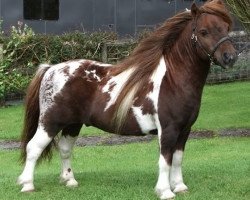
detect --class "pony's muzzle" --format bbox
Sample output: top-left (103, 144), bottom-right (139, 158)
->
top-left (222, 51), bottom-right (237, 68)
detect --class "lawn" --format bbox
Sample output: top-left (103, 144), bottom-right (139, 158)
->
top-left (0, 82), bottom-right (249, 199)
top-left (0, 137), bottom-right (249, 200)
top-left (0, 82), bottom-right (249, 140)
top-left (193, 81), bottom-right (250, 130)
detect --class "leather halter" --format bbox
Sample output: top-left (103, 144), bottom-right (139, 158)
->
top-left (191, 15), bottom-right (232, 66)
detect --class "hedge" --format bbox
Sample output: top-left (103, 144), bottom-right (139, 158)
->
top-left (0, 23), bottom-right (118, 103)
top-left (0, 23), bottom-right (249, 105)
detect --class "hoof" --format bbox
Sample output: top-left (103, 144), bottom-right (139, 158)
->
top-left (66, 179), bottom-right (78, 187)
top-left (20, 183), bottom-right (35, 193)
top-left (156, 188), bottom-right (175, 200)
top-left (173, 183), bottom-right (188, 193)
top-left (17, 175), bottom-right (35, 192)
top-left (60, 175), bottom-right (78, 187)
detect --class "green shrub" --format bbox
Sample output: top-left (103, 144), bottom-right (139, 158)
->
top-left (0, 22), bottom-right (117, 102)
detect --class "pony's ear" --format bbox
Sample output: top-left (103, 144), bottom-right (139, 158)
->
top-left (191, 3), bottom-right (200, 18)
top-left (213, 0), bottom-right (223, 5)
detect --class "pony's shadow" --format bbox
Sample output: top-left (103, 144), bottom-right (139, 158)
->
top-left (76, 169), bottom-right (156, 188)
top-left (35, 169), bottom-right (156, 191)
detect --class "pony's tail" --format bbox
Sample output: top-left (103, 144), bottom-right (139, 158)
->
top-left (20, 64), bottom-right (51, 163)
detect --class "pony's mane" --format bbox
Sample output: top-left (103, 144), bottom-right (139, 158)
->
top-left (112, 0), bottom-right (232, 131)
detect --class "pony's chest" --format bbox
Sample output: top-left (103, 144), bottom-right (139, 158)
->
top-left (158, 91), bottom-right (202, 129)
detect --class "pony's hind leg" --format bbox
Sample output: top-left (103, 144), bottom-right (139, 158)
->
top-left (17, 125), bottom-right (53, 192)
top-left (59, 123), bottom-right (82, 187)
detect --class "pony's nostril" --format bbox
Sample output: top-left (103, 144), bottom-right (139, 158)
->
top-left (223, 52), bottom-right (237, 66)
top-left (223, 52), bottom-right (230, 60)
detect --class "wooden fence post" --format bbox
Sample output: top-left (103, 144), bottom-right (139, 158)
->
top-left (0, 43), bottom-right (3, 61)
top-left (102, 43), bottom-right (108, 63)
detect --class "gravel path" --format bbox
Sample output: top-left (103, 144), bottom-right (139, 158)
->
top-left (0, 129), bottom-right (249, 150)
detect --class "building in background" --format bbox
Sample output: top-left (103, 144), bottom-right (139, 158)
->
top-left (0, 0), bottom-right (242, 36)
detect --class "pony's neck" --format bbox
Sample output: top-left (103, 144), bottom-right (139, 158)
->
top-left (165, 22), bottom-right (210, 90)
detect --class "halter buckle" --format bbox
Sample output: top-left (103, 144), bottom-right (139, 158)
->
top-left (191, 33), bottom-right (197, 42)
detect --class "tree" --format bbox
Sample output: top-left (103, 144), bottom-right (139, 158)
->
top-left (225, 0), bottom-right (250, 32)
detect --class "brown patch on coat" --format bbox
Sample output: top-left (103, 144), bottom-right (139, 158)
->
top-left (62, 66), bottom-right (70, 76)
top-left (133, 82), bottom-right (156, 115)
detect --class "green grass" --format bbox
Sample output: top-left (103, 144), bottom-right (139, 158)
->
top-left (0, 105), bottom-right (24, 140)
top-left (193, 82), bottom-right (250, 130)
top-left (0, 82), bottom-right (249, 140)
top-left (0, 82), bottom-right (249, 199)
top-left (0, 137), bottom-right (249, 199)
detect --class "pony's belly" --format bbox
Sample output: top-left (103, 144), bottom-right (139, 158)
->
top-left (88, 115), bottom-right (145, 136)
top-left (89, 107), bottom-right (154, 136)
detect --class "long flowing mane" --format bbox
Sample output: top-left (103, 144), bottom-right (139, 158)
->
top-left (112, 0), bottom-right (232, 131)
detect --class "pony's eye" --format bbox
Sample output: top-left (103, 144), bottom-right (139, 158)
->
top-left (200, 29), bottom-right (209, 36)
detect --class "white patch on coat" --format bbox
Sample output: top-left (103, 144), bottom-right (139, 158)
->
top-left (85, 69), bottom-right (101, 82)
top-left (132, 106), bottom-right (156, 133)
top-left (155, 154), bottom-right (175, 199)
top-left (132, 57), bottom-right (166, 134)
top-left (170, 150), bottom-right (188, 193)
top-left (58, 135), bottom-right (78, 187)
top-left (102, 68), bottom-right (135, 111)
top-left (94, 62), bottom-right (112, 67)
top-left (39, 60), bottom-right (84, 117)
top-left (147, 57), bottom-right (167, 111)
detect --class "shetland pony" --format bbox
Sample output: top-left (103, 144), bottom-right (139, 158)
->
top-left (18, 1), bottom-right (237, 199)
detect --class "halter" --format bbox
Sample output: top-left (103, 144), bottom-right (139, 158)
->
top-left (191, 15), bottom-right (232, 66)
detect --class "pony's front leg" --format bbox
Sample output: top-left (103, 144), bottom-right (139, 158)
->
top-left (155, 126), bottom-right (178, 200)
top-left (170, 129), bottom-right (190, 193)
top-left (58, 135), bottom-right (78, 187)
top-left (155, 154), bottom-right (175, 200)
top-left (17, 126), bottom-right (52, 192)
top-left (170, 150), bottom-right (188, 193)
